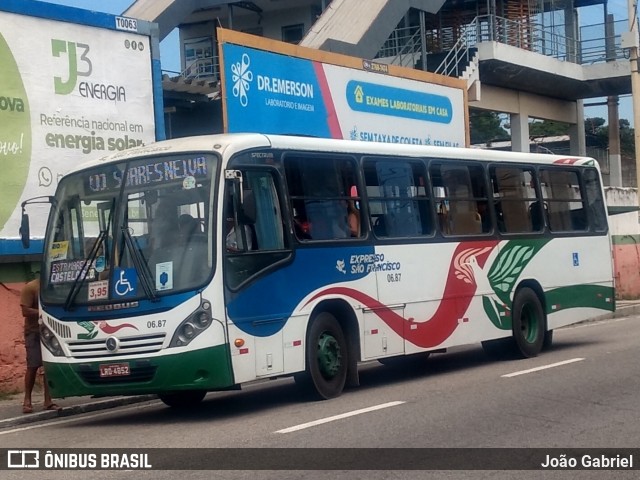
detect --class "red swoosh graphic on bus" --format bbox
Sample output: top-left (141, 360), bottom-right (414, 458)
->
top-left (95, 321), bottom-right (139, 334)
top-left (306, 241), bottom-right (498, 348)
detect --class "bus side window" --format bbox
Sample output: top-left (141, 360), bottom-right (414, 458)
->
top-left (284, 154), bottom-right (360, 241)
top-left (224, 168), bottom-right (289, 289)
top-left (431, 162), bottom-right (487, 236)
top-left (490, 166), bottom-right (538, 233)
top-left (583, 168), bottom-right (607, 232)
top-left (364, 158), bottom-right (431, 238)
top-left (226, 175), bottom-right (285, 252)
top-left (540, 168), bottom-right (587, 232)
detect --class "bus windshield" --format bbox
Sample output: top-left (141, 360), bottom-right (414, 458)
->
top-left (41, 153), bottom-right (217, 307)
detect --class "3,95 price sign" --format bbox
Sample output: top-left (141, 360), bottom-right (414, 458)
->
top-left (88, 280), bottom-right (109, 301)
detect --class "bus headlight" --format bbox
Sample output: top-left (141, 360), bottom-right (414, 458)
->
top-left (196, 312), bottom-right (211, 328)
top-left (169, 300), bottom-right (214, 347)
top-left (182, 323), bottom-right (196, 340)
top-left (40, 326), bottom-right (64, 357)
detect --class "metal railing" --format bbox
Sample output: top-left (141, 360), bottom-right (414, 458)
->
top-left (579, 20), bottom-right (627, 64)
top-left (162, 55), bottom-right (220, 81)
top-left (181, 55), bottom-right (220, 80)
top-left (166, 15), bottom-right (627, 82)
top-left (374, 25), bottom-right (422, 67)
top-left (434, 17), bottom-right (481, 77)
top-left (375, 14), bottom-right (628, 78)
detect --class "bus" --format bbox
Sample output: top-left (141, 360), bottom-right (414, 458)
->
top-left (23, 133), bottom-right (615, 406)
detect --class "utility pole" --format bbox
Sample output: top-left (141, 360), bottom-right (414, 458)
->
top-left (628, 0), bottom-right (640, 206)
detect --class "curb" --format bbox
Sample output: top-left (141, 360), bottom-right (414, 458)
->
top-left (0, 395), bottom-right (157, 429)
top-left (590, 303), bottom-right (640, 322)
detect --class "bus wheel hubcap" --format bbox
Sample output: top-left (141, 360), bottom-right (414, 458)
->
top-left (317, 333), bottom-right (341, 379)
top-left (521, 304), bottom-right (538, 343)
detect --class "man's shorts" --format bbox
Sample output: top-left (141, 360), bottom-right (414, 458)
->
top-left (24, 332), bottom-right (43, 369)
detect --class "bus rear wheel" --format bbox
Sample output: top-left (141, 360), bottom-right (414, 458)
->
top-left (512, 287), bottom-right (545, 358)
top-left (159, 390), bottom-right (206, 408)
top-left (301, 312), bottom-right (348, 400)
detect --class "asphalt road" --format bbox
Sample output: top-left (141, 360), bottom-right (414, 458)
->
top-left (1, 315), bottom-right (639, 479)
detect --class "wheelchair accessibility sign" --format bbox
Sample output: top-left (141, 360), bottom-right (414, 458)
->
top-left (112, 268), bottom-right (138, 299)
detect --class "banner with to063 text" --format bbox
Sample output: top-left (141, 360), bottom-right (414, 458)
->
top-left (0, 6), bottom-right (157, 254)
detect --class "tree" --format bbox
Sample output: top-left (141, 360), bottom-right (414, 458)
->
top-left (469, 110), bottom-right (509, 145)
top-left (584, 117), bottom-right (607, 149)
top-left (584, 117), bottom-right (635, 155)
top-left (529, 119), bottom-right (569, 137)
top-left (619, 119), bottom-right (635, 156)
top-left (470, 113), bottom-right (635, 157)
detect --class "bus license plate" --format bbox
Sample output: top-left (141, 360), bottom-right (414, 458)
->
top-left (99, 363), bottom-right (130, 378)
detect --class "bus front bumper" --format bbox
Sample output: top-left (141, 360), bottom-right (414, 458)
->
top-left (44, 344), bottom-right (235, 398)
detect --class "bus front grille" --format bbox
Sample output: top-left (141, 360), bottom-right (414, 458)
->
top-left (67, 333), bottom-right (166, 359)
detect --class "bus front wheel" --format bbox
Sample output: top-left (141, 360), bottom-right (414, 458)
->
top-left (159, 390), bottom-right (206, 408)
top-left (512, 287), bottom-right (545, 358)
top-left (302, 312), bottom-right (348, 400)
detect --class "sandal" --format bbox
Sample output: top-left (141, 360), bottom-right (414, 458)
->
top-left (22, 403), bottom-right (33, 414)
top-left (43, 403), bottom-right (61, 411)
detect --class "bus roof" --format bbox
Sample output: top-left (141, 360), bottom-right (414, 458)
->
top-left (74, 133), bottom-right (599, 174)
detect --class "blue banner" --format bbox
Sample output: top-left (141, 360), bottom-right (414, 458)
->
top-left (346, 80), bottom-right (453, 123)
top-left (223, 44), bottom-right (331, 137)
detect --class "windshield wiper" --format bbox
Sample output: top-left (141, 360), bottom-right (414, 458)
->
top-left (63, 230), bottom-right (107, 311)
top-left (121, 226), bottom-right (157, 301)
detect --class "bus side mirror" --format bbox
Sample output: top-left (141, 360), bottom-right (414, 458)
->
top-left (19, 212), bottom-right (30, 249)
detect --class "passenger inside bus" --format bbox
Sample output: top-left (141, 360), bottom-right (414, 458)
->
top-left (347, 199), bottom-right (360, 237)
top-left (225, 189), bottom-right (257, 251)
top-left (529, 201), bottom-right (547, 231)
top-left (178, 214), bottom-right (202, 244)
top-left (293, 214), bottom-right (312, 240)
top-left (154, 202), bottom-right (179, 248)
top-left (226, 222), bottom-right (254, 251)
top-left (347, 185), bottom-right (361, 238)
top-left (477, 201), bottom-right (492, 232)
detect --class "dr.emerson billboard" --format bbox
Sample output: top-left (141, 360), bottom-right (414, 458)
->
top-left (219, 29), bottom-right (467, 148)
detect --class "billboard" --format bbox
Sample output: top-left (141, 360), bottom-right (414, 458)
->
top-left (219, 29), bottom-right (467, 148)
top-left (0, 0), bottom-right (163, 256)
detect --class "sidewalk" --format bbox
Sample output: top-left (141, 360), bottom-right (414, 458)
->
top-left (0, 388), bottom-right (158, 429)
top-left (1, 301), bottom-right (639, 430)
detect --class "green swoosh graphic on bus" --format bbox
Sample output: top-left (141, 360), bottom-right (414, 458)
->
top-left (0, 33), bottom-right (32, 231)
top-left (544, 284), bottom-right (615, 313)
top-left (482, 239), bottom-right (613, 329)
top-left (482, 238), bottom-right (550, 329)
top-left (488, 239), bottom-right (550, 305)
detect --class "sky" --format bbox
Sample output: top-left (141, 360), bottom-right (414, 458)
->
top-left (43, 0), bottom-right (635, 126)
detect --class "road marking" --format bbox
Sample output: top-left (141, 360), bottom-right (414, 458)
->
top-left (275, 401), bottom-right (405, 434)
top-left (501, 357), bottom-right (585, 378)
top-left (0, 403), bottom-right (151, 436)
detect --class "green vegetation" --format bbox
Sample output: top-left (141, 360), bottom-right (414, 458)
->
top-left (470, 109), bottom-right (635, 156)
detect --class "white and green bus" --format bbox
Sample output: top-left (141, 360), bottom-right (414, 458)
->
top-left (25, 133), bottom-right (614, 406)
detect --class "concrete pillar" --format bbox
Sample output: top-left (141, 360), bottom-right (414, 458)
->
top-left (569, 100), bottom-right (586, 156)
top-left (608, 96), bottom-right (623, 186)
top-left (510, 113), bottom-right (529, 152)
top-left (564, 7), bottom-right (578, 63)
